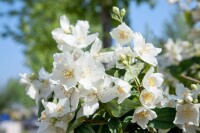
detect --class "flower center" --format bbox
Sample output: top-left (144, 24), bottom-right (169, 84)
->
top-left (81, 65), bottom-right (91, 78)
top-left (119, 30), bottom-right (129, 40)
top-left (77, 35), bottom-right (84, 44)
top-left (182, 108), bottom-right (194, 117)
top-left (142, 92), bottom-right (154, 104)
top-left (137, 110), bottom-right (148, 119)
top-left (141, 45), bottom-right (150, 54)
top-left (117, 86), bottom-right (125, 94)
top-left (42, 80), bottom-right (49, 88)
top-left (63, 69), bottom-right (73, 79)
top-left (148, 77), bottom-right (155, 87)
top-left (56, 105), bottom-right (63, 112)
top-left (41, 111), bottom-right (47, 121)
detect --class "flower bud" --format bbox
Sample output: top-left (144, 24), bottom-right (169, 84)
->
top-left (50, 117), bottom-right (57, 125)
top-left (112, 6), bottom-right (120, 15)
top-left (122, 60), bottom-right (128, 66)
top-left (119, 54), bottom-right (126, 61)
top-left (185, 95), bottom-right (193, 103)
top-left (121, 8), bottom-right (126, 17)
top-left (177, 99), bottom-right (184, 104)
top-left (191, 84), bottom-right (197, 90)
top-left (193, 98), bottom-right (198, 103)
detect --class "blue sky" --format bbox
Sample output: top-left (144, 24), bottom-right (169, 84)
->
top-left (0, 0), bottom-right (176, 87)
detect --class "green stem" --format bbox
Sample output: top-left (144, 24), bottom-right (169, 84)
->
top-left (126, 65), bottom-right (140, 94)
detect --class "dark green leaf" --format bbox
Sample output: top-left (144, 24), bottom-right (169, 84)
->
top-left (148, 107), bottom-right (176, 129)
top-left (108, 118), bottom-right (123, 133)
top-left (105, 98), bottom-right (140, 117)
top-left (66, 117), bottom-right (87, 133)
top-left (74, 124), bottom-right (95, 133)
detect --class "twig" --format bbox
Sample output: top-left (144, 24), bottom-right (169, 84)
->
top-left (181, 74), bottom-right (200, 83)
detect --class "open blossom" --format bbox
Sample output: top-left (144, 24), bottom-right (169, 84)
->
top-left (174, 83), bottom-right (192, 102)
top-left (133, 33), bottom-right (161, 66)
top-left (142, 66), bottom-right (164, 90)
top-left (52, 15), bottom-right (73, 51)
top-left (52, 84), bottom-right (79, 110)
top-left (110, 22), bottom-right (134, 45)
top-left (62, 20), bottom-right (98, 48)
top-left (131, 107), bottom-right (157, 129)
top-left (19, 73), bottom-right (39, 100)
top-left (37, 111), bottom-right (74, 133)
top-left (37, 68), bottom-right (53, 99)
top-left (173, 104), bottom-right (200, 126)
top-left (90, 38), bottom-right (114, 63)
top-left (42, 98), bottom-right (74, 118)
top-left (140, 89), bottom-right (162, 109)
top-left (51, 52), bottom-right (77, 89)
top-left (77, 76), bottom-right (116, 118)
top-left (74, 53), bottom-right (105, 89)
top-left (112, 78), bottom-right (132, 104)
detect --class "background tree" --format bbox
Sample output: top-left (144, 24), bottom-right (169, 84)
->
top-left (0, 0), bottom-right (155, 72)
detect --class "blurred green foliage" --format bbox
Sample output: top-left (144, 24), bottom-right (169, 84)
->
top-left (0, 0), bottom-right (155, 73)
top-left (0, 79), bottom-right (34, 110)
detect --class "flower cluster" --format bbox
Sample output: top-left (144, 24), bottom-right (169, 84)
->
top-left (20, 7), bottom-right (200, 133)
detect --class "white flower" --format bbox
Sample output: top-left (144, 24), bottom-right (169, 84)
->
top-left (173, 103), bottom-right (200, 126)
top-left (74, 53), bottom-right (105, 89)
top-left (42, 98), bottom-right (73, 117)
top-left (52, 84), bottom-right (80, 110)
top-left (175, 83), bottom-right (193, 102)
top-left (140, 89), bottom-right (162, 109)
top-left (90, 38), bottom-right (114, 63)
top-left (160, 87), bottom-right (176, 108)
top-left (63, 20), bottom-right (98, 48)
top-left (52, 52), bottom-right (77, 89)
top-left (112, 78), bottom-right (132, 104)
top-left (76, 76), bottom-right (116, 118)
top-left (37, 111), bottom-right (74, 133)
top-left (164, 39), bottom-right (182, 64)
top-left (131, 107), bottom-right (157, 129)
top-left (52, 15), bottom-right (73, 51)
top-left (110, 23), bottom-right (134, 45)
top-left (142, 66), bottom-right (164, 90)
top-left (133, 33), bottom-right (161, 66)
top-left (19, 73), bottom-right (39, 100)
top-left (37, 68), bottom-right (53, 99)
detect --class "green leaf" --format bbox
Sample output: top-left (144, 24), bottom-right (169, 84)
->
top-left (74, 124), bottom-right (95, 133)
top-left (105, 98), bottom-right (140, 117)
top-left (124, 63), bottom-right (144, 82)
top-left (66, 117), bottom-right (86, 133)
top-left (108, 118), bottom-right (123, 133)
top-left (148, 107), bottom-right (176, 129)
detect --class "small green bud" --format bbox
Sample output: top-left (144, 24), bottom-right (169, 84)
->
top-left (111, 13), bottom-right (119, 21)
top-left (122, 60), bottom-right (128, 66)
top-left (112, 6), bottom-right (120, 15)
top-left (191, 84), bottom-right (197, 90)
top-left (126, 54), bottom-right (132, 61)
top-left (121, 8), bottom-right (126, 17)
top-left (119, 54), bottom-right (126, 61)
top-left (50, 117), bottom-right (57, 125)
top-left (193, 98), bottom-right (198, 103)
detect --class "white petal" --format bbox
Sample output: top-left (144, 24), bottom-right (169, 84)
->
top-left (60, 15), bottom-right (70, 32)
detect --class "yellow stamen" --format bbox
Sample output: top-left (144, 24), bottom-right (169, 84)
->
top-left (148, 77), bottom-right (155, 87)
top-left (117, 86), bottom-right (125, 94)
top-left (137, 110), bottom-right (148, 119)
top-left (63, 69), bottom-right (73, 79)
top-left (119, 30), bottom-right (129, 40)
top-left (142, 92), bottom-right (154, 104)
